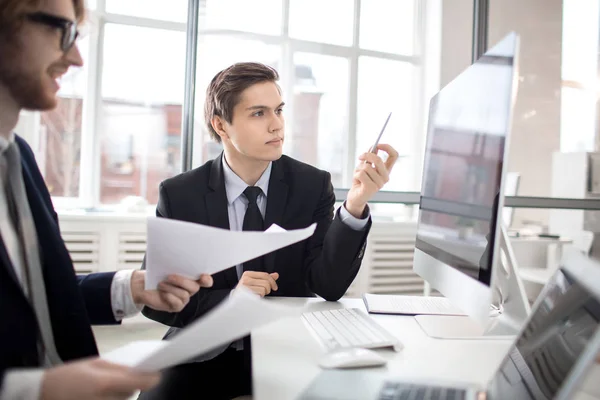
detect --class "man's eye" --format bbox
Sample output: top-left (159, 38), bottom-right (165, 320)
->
top-left (252, 111), bottom-right (264, 117)
top-left (276, 108), bottom-right (284, 115)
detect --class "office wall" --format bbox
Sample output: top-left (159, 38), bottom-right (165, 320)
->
top-left (440, 0), bottom-right (564, 229)
top-left (440, 0), bottom-right (473, 89)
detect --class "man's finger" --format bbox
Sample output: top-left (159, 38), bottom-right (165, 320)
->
top-left (243, 271), bottom-right (273, 279)
top-left (93, 359), bottom-right (137, 372)
top-left (244, 278), bottom-right (272, 295)
top-left (158, 282), bottom-right (191, 304)
top-left (99, 369), bottom-right (161, 395)
top-left (166, 275), bottom-right (201, 294)
top-left (358, 153), bottom-right (390, 183)
top-left (357, 163), bottom-right (386, 188)
top-left (353, 170), bottom-right (379, 192)
top-left (158, 291), bottom-right (184, 311)
top-left (248, 285), bottom-right (267, 297)
top-left (197, 274), bottom-right (214, 288)
top-left (375, 143), bottom-right (399, 171)
top-left (263, 273), bottom-right (278, 291)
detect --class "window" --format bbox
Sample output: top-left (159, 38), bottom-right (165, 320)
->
top-left (192, 0), bottom-right (428, 194)
top-left (99, 24), bottom-right (186, 204)
top-left (204, 0), bottom-right (282, 35)
top-left (359, 0), bottom-right (416, 55)
top-left (357, 57), bottom-right (415, 191)
top-left (40, 36), bottom-right (89, 199)
top-left (24, 0), bottom-right (433, 211)
top-left (291, 53), bottom-right (349, 187)
top-left (105, 0), bottom-right (189, 23)
top-left (289, 0), bottom-right (354, 46)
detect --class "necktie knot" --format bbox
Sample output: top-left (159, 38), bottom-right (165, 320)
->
top-left (243, 186), bottom-right (262, 205)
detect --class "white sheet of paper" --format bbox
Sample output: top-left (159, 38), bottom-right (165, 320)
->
top-left (145, 217), bottom-right (316, 289)
top-left (101, 287), bottom-right (301, 372)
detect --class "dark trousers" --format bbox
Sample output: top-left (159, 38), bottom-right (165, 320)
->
top-left (137, 345), bottom-right (251, 400)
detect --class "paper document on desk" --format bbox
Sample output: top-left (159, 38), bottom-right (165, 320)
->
top-left (362, 293), bottom-right (467, 316)
top-left (145, 217), bottom-right (316, 289)
top-left (101, 287), bottom-right (301, 372)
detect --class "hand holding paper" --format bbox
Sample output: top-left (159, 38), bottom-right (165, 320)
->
top-left (101, 287), bottom-right (302, 372)
top-left (144, 218), bottom-right (316, 289)
top-left (130, 271), bottom-right (214, 312)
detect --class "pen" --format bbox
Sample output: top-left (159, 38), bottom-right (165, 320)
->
top-left (369, 111), bottom-right (392, 154)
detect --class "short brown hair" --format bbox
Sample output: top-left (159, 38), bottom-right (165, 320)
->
top-left (204, 62), bottom-right (279, 143)
top-left (0, 0), bottom-right (86, 36)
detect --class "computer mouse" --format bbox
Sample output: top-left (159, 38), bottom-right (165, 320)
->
top-left (318, 348), bottom-right (388, 369)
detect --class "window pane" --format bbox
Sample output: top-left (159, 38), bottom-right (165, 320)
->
top-left (106, 0), bottom-right (188, 23)
top-left (560, 86), bottom-right (596, 152)
top-left (40, 37), bottom-right (89, 198)
top-left (290, 53), bottom-right (349, 187)
top-left (357, 57), bottom-right (415, 191)
top-left (100, 24), bottom-right (186, 205)
top-left (360, 0), bottom-right (415, 55)
top-left (289, 0), bottom-right (354, 46)
top-left (193, 36), bottom-right (280, 165)
top-left (203, 0), bottom-right (282, 35)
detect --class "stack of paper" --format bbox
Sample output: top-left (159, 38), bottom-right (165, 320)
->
top-left (102, 287), bottom-right (301, 372)
top-left (145, 217), bottom-right (317, 289)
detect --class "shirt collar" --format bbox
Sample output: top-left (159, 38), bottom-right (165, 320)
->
top-left (222, 155), bottom-right (272, 205)
top-left (0, 132), bottom-right (15, 155)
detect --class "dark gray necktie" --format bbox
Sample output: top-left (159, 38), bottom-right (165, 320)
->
top-left (241, 186), bottom-right (265, 392)
top-left (3, 142), bottom-right (62, 366)
top-left (242, 186), bottom-right (265, 273)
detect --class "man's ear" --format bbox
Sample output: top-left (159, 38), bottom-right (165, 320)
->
top-left (211, 116), bottom-right (229, 142)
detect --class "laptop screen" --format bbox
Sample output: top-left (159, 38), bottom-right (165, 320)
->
top-left (487, 268), bottom-right (600, 399)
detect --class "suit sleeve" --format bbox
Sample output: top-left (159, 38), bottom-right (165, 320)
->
top-left (140, 183), bottom-right (232, 327)
top-left (304, 172), bottom-right (371, 301)
top-left (75, 272), bottom-right (118, 325)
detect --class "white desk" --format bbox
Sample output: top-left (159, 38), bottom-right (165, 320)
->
top-left (251, 297), bottom-right (512, 400)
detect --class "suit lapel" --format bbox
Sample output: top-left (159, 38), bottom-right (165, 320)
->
top-left (264, 159), bottom-right (288, 273)
top-left (206, 153), bottom-right (237, 286)
top-left (1, 147), bottom-right (57, 303)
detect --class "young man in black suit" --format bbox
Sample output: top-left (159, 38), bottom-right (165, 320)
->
top-left (0, 1), bottom-right (214, 399)
top-left (140, 62), bottom-right (399, 399)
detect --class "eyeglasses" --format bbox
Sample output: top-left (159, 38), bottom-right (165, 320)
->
top-left (25, 12), bottom-right (79, 52)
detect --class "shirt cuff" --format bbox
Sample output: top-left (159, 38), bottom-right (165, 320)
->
top-left (339, 202), bottom-right (370, 231)
top-left (111, 269), bottom-right (143, 321)
top-left (1, 368), bottom-right (44, 400)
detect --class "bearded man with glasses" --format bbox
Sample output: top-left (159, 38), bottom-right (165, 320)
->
top-left (0, 1), bottom-right (215, 399)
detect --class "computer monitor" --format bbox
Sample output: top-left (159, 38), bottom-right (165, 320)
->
top-left (413, 32), bottom-right (530, 339)
top-left (502, 172), bottom-right (520, 229)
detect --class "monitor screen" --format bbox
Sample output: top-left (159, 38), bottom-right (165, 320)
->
top-left (488, 267), bottom-right (600, 399)
top-left (415, 34), bottom-right (517, 287)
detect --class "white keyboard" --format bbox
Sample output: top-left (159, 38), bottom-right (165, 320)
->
top-left (301, 308), bottom-right (403, 352)
top-left (362, 294), bottom-right (467, 316)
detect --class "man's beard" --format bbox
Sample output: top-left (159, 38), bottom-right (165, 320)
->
top-left (0, 40), bottom-right (57, 111)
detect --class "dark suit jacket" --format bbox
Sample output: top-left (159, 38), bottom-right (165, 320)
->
top-left (142, 153), bottom-right (371, 330)
top-left (0, 135), bottom-right (118, 389)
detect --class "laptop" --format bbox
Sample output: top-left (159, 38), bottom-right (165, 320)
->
top-left (298, 249), bottom-right (600, 400)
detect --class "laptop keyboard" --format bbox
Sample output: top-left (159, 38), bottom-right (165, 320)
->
top-left (378, 382), bottom-right (467, 400)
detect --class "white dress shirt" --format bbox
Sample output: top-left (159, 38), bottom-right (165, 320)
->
top-left (0, 133), bottom-right (141, 400)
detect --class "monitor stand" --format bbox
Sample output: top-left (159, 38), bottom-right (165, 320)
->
top-left (415, 226), bottom-right (531, 340)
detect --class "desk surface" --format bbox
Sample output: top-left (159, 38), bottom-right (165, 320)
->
top-left (251, 297), bottom-right (512, 400)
